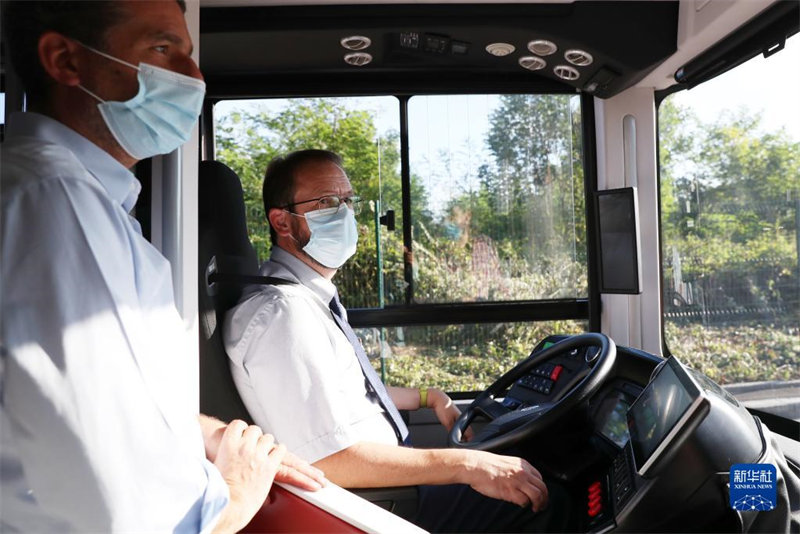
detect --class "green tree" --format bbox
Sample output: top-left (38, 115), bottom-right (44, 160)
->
top-left (658, 98), bottom-right (699, 243)
top-left (660, 98), bottom-right (799, 380)
top-left (477, 95), bottom-right (585, 268)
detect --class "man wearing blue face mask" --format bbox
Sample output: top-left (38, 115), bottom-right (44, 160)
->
top-left (0, 2), bottom-right (325, 532)
top-left (225, 150), bottom-right (571, 532)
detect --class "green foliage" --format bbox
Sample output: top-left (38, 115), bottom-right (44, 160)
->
top-left (217, 99), bottom-right (402, 262)
top-left (412, 217), bottom-right (587, 303)
top-left (470, 95), bottom-right (586, 266)
top-left (217, 99), bottom-right (427, 309)
top-left (362, 321), bottom-right (587, 391)
top-left (660, 97), bottom-right (799, 385)
top-left (665, 321), bottom-right (800, 384)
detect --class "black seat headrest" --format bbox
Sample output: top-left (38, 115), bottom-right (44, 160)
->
top-left (199, 160), bottom-right (258, 272)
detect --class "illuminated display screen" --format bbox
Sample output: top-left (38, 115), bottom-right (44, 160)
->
top-left (627, 359), bottom-right (699, 472)
top-left (598, 391), bottom-right (632, 448)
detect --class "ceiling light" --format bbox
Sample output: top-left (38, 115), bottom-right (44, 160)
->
top-left (565, 49), bottom-right (593, 66)
top-left (527, 39), bottom-right (557, 56)
top-left (518, 56), bottom-right (547, 71)
top-left (340, 35), bottom-right (372, 51)
top-left (485, 43), bottom-right (515, 57)
top-left (554, 65), bottom-right (580, 81)
top-left (344, 52), bottom-right (372, 66)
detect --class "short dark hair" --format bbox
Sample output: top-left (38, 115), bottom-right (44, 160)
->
top-left (262, 149), bottom-right (344, 243)
top-left (2, 1), bottom-right (186, 104)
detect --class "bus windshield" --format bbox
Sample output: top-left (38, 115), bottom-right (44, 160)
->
top-left (215, 93), bottom-right (588, 392)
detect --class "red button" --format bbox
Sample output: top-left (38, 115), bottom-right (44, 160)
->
top-left (589, 481), bottom-right (602, 493)
top-left (550, 365), bottom-right (563, 381)
top-left (589, 493), bottom-right (602, 508)
top-left (588, 502), bottom-right (603, 517)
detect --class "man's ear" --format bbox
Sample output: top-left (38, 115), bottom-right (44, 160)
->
top-left (37, 32), bottom-right (83, 87)
top-left (268, 208), bottom-right (292, 237)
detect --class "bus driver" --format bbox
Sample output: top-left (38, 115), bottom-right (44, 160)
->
top-left (225, 149), bottom-right (572, 532)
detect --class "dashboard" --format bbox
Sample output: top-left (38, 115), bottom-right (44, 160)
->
top-left (504, 336), bottom-right (646, 453)
top-left (501, 335), bottom-right (782, 532)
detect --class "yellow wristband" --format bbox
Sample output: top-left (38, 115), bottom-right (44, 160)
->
top-left (419, 387), bottom-right (428, 408)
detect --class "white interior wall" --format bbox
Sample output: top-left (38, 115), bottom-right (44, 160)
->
top-left (151, 0), bottom-right (202, 408)
top-left (638, 0), bottom-right (776, 91)
top-left (595, 88), bottom-right (664, 356)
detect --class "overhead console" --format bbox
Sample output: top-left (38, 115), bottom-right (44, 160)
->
top-left (199, 2), bottom-right (679, 98)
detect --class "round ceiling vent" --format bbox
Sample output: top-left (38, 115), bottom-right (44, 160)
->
top-left (344, 52), bottom-right (372, 66)
top-left (554, 64), bottom-right (580, 81)
top-left (485, 42), bottom-right (516, 57)
top-left (518, 56), bottom-right (547, 71)
top-left (340, 35), bottom-right (372, 51)
top-left (564, 49), bottom-right (593, 67)
top-left (527, 39), bottom-right (557, 56)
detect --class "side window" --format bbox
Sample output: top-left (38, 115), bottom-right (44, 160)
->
top-left (659, 38), bottom-right (799, 407)
top-left (214, 97), bottom-right (401, 309)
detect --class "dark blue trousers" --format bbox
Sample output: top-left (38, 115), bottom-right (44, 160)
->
top-left (403, 481), bottom-right (575, 533)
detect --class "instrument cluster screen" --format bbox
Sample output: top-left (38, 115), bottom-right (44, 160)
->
top-left (597, 390), bottom-right (634, 448)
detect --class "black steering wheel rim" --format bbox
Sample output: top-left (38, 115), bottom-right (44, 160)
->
top-left (448, 333), bottom-right (616, 451)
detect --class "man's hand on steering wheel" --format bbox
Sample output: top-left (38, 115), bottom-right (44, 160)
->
top-left (427, 388), bottom-right (474, 441)
top-left (449, 333), bottom-right (616, 451)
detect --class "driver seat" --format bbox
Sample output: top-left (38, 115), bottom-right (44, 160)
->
top-left (198, 159), bottom-right (258, 424)
top-left (197, 160), bottom-right (418, 515)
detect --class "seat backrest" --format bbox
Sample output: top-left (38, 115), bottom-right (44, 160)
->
top-left (198, 160), bottom-right (258, 423)
top-left (197, 163), bottom-right (421, 514)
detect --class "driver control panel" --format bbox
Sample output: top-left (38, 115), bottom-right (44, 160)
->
top-left (579, 451), bottom-right (634, 530)
top-left (515, 363), bottom-right (563, 395)
top-left (503, 338), bottom-right (598, 409)
top-left (609, 447), bottom-right (635, 511)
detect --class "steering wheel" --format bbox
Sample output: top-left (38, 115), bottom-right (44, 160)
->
top-left (448, 333), bottom-right (616, 451)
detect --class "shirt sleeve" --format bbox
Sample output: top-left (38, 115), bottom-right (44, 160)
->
top-left (1, 175), bottom-right (228, 532)
top-left (231, 290), bottom-right (368, 463)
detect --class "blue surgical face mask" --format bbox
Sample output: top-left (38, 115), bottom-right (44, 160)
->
top-left (76, 44), bottom-right (206, 160)
top-left (291, 205), bottom-right (358, 268)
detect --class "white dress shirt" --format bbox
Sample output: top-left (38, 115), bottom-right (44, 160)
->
top-left (224, 247), bottom-right (397, 464)
top-left (0, 112), bottom-right (228, 532)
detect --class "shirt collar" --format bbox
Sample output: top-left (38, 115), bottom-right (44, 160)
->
top-left (264, 246), bottom-right (338, 305)
top-left (7, 112), bottom-right (141, 212)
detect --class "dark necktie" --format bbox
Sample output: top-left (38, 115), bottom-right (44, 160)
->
top-left (329, 293), bottom-right (410, 444)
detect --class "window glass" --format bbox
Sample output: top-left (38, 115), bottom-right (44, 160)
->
top-left (215, 95), bottom-right (590, 394)
top-left (659, 38), bottom-right (799, 417)
top-left (408, 94), bottom-right (587, 303)
top-left (215, 97), bottom-right (401, 308)
top-left (356, 320), bottom-right (587, 392)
